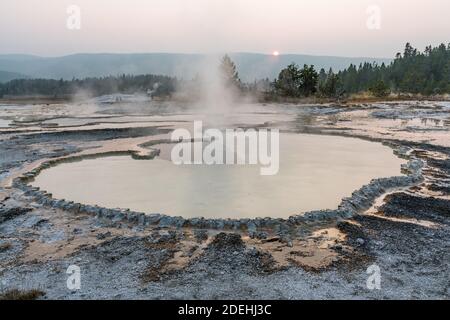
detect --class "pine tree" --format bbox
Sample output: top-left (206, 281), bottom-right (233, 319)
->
top-left (318, 69), bottom-right (341, 98)
top-left (299, 65), bottom-right (319, 96)
top-left (275, 63), bottom-right (302, 97)
top-left (369, 80), bottom-right (390, 97)
top-left (219, 55), bottom-right (241, 89)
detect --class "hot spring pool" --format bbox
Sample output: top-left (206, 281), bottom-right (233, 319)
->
top-left (32, 133), bottom-right (406, 219)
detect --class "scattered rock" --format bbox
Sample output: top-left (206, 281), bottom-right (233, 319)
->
top-left (249, 231), bottom-right (269, 240)
top-left (194, 229), bottom-right (208, 243)
top-left (209, 233), bottom-right (244, 250)
top-left (96, 231), bottom-right (112, 240)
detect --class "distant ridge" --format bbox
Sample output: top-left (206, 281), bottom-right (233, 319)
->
top-left (0, 70), bottom-right (29, 83)
top-left (0, 53), bottom-right (391, 82)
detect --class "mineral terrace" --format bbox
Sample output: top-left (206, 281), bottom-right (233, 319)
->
top-left (0, 100), bottom-right (449, 299)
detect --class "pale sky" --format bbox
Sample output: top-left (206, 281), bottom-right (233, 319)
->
top-left (0, 0), bottom-right (449, 58)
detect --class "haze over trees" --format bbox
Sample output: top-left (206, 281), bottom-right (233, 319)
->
top-left (270, 42), bottom-right (450, 98)
top-left (337, 42), bottom-right (450, 96)
top-left (0, 43), bottom-right (448, 100)
top-left (0, 53), bottom-right (391, 83)
top-left (0, 74), bottom-right (177, 98)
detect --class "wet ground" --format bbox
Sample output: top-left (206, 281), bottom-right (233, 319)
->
top-left (0, 99), bottom-right (449, 299)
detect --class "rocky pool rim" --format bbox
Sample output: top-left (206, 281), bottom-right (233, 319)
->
top-left (9, 131), bottom-right (425, 231)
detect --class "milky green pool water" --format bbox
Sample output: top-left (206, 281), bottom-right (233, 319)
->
top-left (32, 133), bottom-right (405, 219)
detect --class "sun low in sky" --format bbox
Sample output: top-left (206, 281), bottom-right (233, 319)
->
top-left (0, 0), bottom-right (449, 57)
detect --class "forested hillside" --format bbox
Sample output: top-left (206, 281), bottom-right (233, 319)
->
top-left (337, 43), bottom-right (450, 95)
